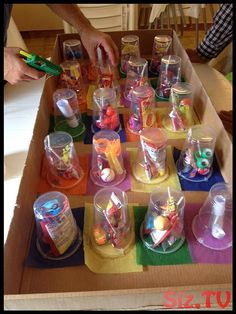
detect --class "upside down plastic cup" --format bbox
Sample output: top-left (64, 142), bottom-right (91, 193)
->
top-left (140, 187), bottom-right (185, 254)
top-left (92, 87), bottom-right (121, 133)
top-left (149, 35), bottom-right (172, 75)
top-left (90, 130), bottom-right (126, 187)
top-left (33, 191), bottom-right (82, 260)
top-left (44, 131), bottom-right (84, 189)
top-left (53, 88), bottom-right (85, 139)
top-left (127, 85), bottom-right (157, 134)
top-left (163, 82), bottom-right (194, 133)
top-left (91, 187), bottom-right (134, 257)
top-left (192, 182), bottom-right (232, 250)
top-left (156, 55), bottom-right (181, 99)
top-left (63, 39), bottom-right (83, 60)
top-left (59, 60), bottom-right (86, 105)
top-left (95, 46), bottom-right (121, 101)
top-left (176, 125), bottom-right (216, 182)
top-left (120, 35), bottom-right (140, 74)
top-left (132, 128), bottom-right (169, 184)
top-left (123, 57), bottom-right (149, 105)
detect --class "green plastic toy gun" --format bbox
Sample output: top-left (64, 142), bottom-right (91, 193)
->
top-left (19, 50), bottom-right (63, 76)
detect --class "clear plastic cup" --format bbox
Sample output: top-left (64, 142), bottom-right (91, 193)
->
top-left (123, 57), bottom-right (148, 103)
top-left (90, 130), bottom-right (126, 187)
top-left (95, 46), bottom-right (121, 100)
top-left (91, 187), bottom-right (134, 257)
top-left (59, 60), bottom-right (86, 105)
top-left (92, 87), bottom-right (121, 133)
top-left (192, 182), bottom-right (232, 250)
top-left (163, 82), bottom-right (194, 132)
top-left (44, 131), bottom-right (84, 189)
top-left (149, 35), bottom-right (172, 75)
top-left (140, 187), bottom-right (185, 253)
top-left (132, 128), bottom-right (169, 184)
top-left (63, 39), bottom-right (83, 60)
top-left (156, 55), bottom-right (181, 99)
top-left (53, 88), bottom-right (85, 138)
top-left (120, 35), bottom-right (140, 74)
top-left (127, 85), bottom-right (157, 134)
top-left (33, 191), bottom-right (82, 260)
top-left (176, 125), bottom-right (216, 182)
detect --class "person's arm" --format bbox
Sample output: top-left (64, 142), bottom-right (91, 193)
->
top-left (186, 4), bottom-right (232, 63)
top-left (4, 47), bottom-right (45, 85)
top-left (47, 4), bottom-right (119, 66)
top-left (197, 4), bottom-right (232, 60)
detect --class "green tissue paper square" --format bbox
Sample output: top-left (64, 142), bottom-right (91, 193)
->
top-left (133, 206), bottom-right (193, 266)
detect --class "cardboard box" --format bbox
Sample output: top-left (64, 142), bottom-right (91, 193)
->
top-left (4, 30), bottom-right (232, 310)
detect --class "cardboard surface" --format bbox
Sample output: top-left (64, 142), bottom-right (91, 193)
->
top-left (4, 30), bottom-right (232, 310)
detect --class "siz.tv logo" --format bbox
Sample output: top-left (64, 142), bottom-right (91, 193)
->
top-left (163, 291), bottom-right (231, 309)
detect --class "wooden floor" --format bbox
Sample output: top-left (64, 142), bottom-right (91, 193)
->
top-left (21, 28), bottom-right (207, 59)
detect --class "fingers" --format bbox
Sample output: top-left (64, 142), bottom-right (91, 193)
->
top-left (20, 61), bottom-right (45, 80)
top-left (4, 47), bottom-right (45, 84)
top-left (102, 36), bottom-right (119, 66)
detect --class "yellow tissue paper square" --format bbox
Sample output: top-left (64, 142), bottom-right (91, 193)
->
top-left (157, 107), bottom-right (200, 139)
top-left (83, 202), bottom-right (143, 273)
top-left (127, 145), bottom-right (182, 193)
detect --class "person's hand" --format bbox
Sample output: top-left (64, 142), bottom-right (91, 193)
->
top-left (79, 27), bottom-right (119, 67)
top-left (218, 110), bottom-right (232, 134)
top-left (186, 48), bottom-right (209, 64)
top-left (4, 47), bottom-right (45, 85)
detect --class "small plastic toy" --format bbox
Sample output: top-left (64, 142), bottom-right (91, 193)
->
top-left (19, 50), bottom-right (62, 76)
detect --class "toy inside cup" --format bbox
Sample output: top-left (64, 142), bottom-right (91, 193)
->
top-left (140, 187), bottom-right (185, 254)
top-left (149, 35), bottom-right (172, 75)
top-left (63, 39), bottom-right (83, 61)
top-left (59, 60), bottom-right (86, 105)
top-left (92, 87), bottom-right (121, 133)
top-left (91, 187), bottom-right (134, 257)
top-left (127, 85), bottom-right (157, 134)
top-left (155, 55), bottom-right (181, 99)
top-left (44, 131), bottom-right (84, 189)
top-left (53, 88), bottom-right (85, 139)
top-left (163, 82), bottom-right (194, 133)
top-left (176, 125), bottom-right (216, 182)
top-left (90, 129), bottom-right (126, 187)
top-left (33, 191), bottom-right (82, 260)
top-left (123, 57), bottom-right (149, 105)
top-left (120, 35), bottom-right (140, 74)
top-left (132, 128), bottom-right (169, 184)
